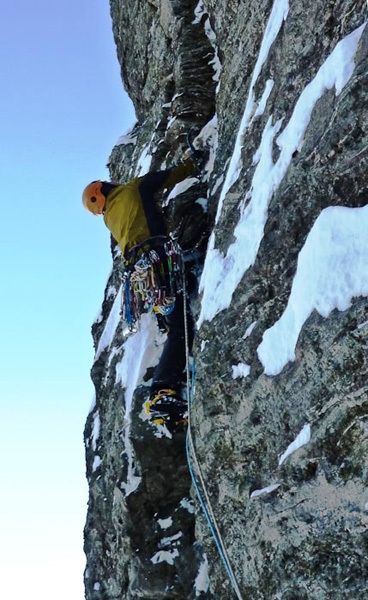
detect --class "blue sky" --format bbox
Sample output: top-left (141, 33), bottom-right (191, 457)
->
top-left (0, 1), bottom-right (135, 598)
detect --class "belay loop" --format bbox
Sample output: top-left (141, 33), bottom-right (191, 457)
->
top-left (121, 235), bottom-right (184, 330)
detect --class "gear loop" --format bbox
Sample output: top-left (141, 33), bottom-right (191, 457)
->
top-left (121, 236), bottom-right (183, 331)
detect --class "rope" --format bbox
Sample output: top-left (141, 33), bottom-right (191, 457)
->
top-left (182, 268), bottom-right (244, 600)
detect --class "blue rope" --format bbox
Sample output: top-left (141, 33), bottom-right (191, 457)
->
top-left (185, 364), bottom-right (243, 599)
top-left (186, 436), bottom-right (240, 593)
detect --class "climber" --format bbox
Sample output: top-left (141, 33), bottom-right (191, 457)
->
top-left (82, 152), bottom-right (206, 433)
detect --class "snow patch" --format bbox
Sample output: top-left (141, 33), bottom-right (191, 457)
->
top-left (88, 393), bottom-right (96, 415)
top-left (258, 205), bottom-right (368, 375)
top-left (115, 313), bottom-right (166, 496)
top-left (254, 79), bottom-right (274, 119)
top-left (198, 23), bottom-right (365, 327)
top-left (243, 321), bottom-right (257, 339)
top-left (92, 455), bottom-right (101, 472)
top-left (93, 309), bottom-right (103, 325)
top-left (250, 483), bottom-right (281, 499)
top-left (167, 116), bottom-right (177, 130)
top-left (106, 285), bottom-right (117, 299)
top-left (194, 554), bottom-right (210, 596)
top-left (151, 549), bottom-right (179, 565)
top-left (180, 497), bottom-right (195, 514)
top-left (94, 285), bottom-right (123, 360)
top-left (91, 412), bottom-right (100, 451)
top-left (157, 517), bottom-right (173, 530)
top-left (136, 143), bottom-right (152, 176)
top-left (160, 531), bottom-right (183, 547)
top-left (196, 197), bottom-right (208, 211)
top-left (115, 126), bottom-right (137, 146)
top-left (166, 177), bottom-right (199, 203)
top-left (213, 0), bottom-right (289, 224)
top-left (116, 313), bottom-right (165, 416)
top-left (232, 363), bottom-right (251, 379)
top-left (200, 115), bottom-right (218, 173)
top-left (212, 173), bottom-right (224, 196)
top-left (279, 424), bottom-right (311, 466)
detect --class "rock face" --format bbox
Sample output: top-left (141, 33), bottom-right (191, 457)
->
top-left (84, 1), bottom-right (368, 598)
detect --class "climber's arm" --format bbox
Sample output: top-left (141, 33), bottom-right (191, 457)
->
top-left (138, 158), bottom-right (198, 237)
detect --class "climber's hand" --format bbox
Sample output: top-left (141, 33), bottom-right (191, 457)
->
top-left (190, 147), bottom-right (209, 172)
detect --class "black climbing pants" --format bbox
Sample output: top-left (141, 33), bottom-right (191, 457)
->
top-left (150, 290), bottom-right (194, 396)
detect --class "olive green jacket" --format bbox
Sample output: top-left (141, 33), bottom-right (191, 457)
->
top-left (103, 159), bottom-right (197, 256)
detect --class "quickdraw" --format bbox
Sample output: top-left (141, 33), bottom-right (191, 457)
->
top-left (121, 236), bottom-right (184, 330)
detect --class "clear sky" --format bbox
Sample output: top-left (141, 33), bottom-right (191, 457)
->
top-left (0, 1), bottom-right (135, 598)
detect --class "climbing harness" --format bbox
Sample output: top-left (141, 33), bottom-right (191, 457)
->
top-left (182, 278), bottom-right (244, 600)
top-left (121, 235), bottom-right (184, 331)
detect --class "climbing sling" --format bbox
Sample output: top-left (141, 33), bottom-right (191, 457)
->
top-left (121, 235), bottom-right (184, 331)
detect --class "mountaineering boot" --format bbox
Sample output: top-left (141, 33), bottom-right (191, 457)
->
top-left (145, 389), bottom-right (188, 433)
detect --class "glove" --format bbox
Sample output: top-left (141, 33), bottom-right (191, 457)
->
top-left (190, 147), bottom-right (209, 171)
top-left (186, 127), bottom-right (209, 172)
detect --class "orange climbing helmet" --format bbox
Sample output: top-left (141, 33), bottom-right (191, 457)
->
top-left (82, 181), bottom-right (106, 215)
